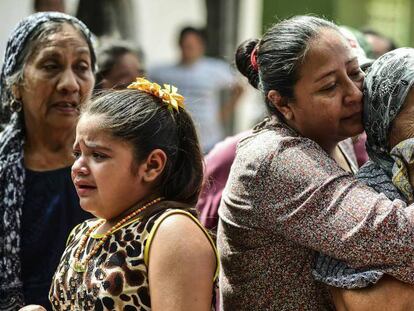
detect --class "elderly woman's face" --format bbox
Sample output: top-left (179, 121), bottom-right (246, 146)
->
top-left (389, 87), bottom-right (414, 148)
top-left (15, 23), bottom-right (94, 130)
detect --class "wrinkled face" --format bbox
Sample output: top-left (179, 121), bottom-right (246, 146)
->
top-left (389, 87), bottom-right (414, 148)
top-left (288, 28), bottom-right (364, 149)
top-left (100, 52), bottom-right (145, 89)
top-left (16, 23), bottom-right (94, 131)
top-left (180, 32), bottom-right (205, 64)
top-left (71, 114), bottom-right (148, 220)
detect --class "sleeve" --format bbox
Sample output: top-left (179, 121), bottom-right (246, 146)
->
top-left (254, 136), bottom-right (414, 283)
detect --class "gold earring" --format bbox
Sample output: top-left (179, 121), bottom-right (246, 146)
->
top-left (10, 99), bottom-right (22, 113)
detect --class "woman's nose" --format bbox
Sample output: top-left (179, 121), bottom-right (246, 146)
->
top-left (57, 68), bottom-right (80, 94)
top-left (344, 80), bottom-right (363, 107)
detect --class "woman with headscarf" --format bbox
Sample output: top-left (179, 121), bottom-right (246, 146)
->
top-left (314, 47), bottom-right (414, 310)
top-left (0, 12), bottom-right (95, 310)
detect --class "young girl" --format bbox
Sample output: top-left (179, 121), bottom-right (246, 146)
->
top-left (49, 78), bottom-right (218, 310)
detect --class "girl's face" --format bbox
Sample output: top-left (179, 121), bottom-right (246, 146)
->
top-left (286, 28), bottom-right (364, 150)
top-left (16, 23), bottom-right (94, 131)
top-left (71, 114), bottom-right (150, 220)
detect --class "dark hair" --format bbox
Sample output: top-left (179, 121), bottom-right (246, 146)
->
top-left (178, 26), bottom-right (207, 46)
top-left (95, 41), bottom-right (144, 90)
top-left (83, 89), bottom-right (204, 205)
top-left (235, 15), bottom-right (339, 116)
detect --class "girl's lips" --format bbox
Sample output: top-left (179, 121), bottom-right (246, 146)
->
top-left (75, 184), bottom-right (97, 197)
top-left (74, 180), bottom-right (97, 197)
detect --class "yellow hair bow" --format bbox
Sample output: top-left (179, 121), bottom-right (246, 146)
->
top-left (127, 77), bottom-right (185, 112)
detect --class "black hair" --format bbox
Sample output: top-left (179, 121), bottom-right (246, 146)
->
top-left (95, 41), bottom-right (144, 90)
top-left (235, 15), bottom-right (339, 116)
top-left (83, 89), bottom-right (203, 205)
top-left (178, 26), bottom-right (207, 46)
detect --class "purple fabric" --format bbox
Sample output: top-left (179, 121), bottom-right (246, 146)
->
top-left (197, 131), bottom-right (250, 230)
top-left (354, 132), bottom-right (369, 167)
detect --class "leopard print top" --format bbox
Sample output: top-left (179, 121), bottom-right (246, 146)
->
top-left (49, 206), bottom-right (218, 311)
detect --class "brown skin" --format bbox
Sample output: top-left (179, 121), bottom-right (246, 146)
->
top-left (268, 28), bottom-right (364, 167)
top-left (389, 87), bottom-right (414, 198)
top-left (15, 23), bottom-right (95, 171)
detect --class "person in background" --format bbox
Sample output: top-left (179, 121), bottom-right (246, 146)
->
top-left (0, 12), bottom-right (95, 310)
top-left (362, 28), bottom-right (397, 59)
top-left (218, 15), bottom-right (414, 310)
top-left (48, 78), bottom-right (217, 310)
top-left (33, 0), bottom-right (65, 13)
top-left (149, 26), bottom-right (242, 153)
top-left (94, 40), bottom-right (145, 90)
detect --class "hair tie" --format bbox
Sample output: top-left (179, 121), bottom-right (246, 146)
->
top-left (250, 45), bottom-right (259, 72)
top-left (127, 77), bottom-right (185, 112)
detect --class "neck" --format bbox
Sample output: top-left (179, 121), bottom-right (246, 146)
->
top-left (24, 122), bottom-right (76, 171)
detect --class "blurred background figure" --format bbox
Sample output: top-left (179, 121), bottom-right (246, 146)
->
top-left (149, 26), bottom-right (243, 153)
top-left (363, 28), bottom-right (398, 59)
top-left (0, 12), bottom-right (95, 310)
top-left (95, 40), bottom-right (145, 90)
top-left (33, 0), bottom-right (65, 13)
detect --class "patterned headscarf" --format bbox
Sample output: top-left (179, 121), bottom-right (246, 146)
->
top-left (0, 12), bottom-right (94, 310)
top-left (0, 11), bottom-right (95, 123)
top-left (363, 47), bottom-right (414, 174)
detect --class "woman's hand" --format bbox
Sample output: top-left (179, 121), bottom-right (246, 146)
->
top-left (19, 305), bottom-right (47, 311)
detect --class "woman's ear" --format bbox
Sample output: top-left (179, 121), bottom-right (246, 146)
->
top-left (140, 149), bottom-right (167, 183)
top-left (267, 90), bottom-right (294, 120)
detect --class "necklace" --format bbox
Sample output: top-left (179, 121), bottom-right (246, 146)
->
top-left (72, 197), bottom-right (163, 273)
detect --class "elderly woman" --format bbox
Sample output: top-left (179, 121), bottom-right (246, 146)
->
top-left (0, 12), bottom-right (95, 310)
top-left (314, 47), bottom-right (414, 310)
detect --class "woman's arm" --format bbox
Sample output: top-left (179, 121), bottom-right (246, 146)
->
top-left (148, 213), bottom-right (216, 311)
top-left (223, 133), bottom-right (414, 283)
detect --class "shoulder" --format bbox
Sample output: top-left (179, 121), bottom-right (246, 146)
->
top-left (146, 209), bottom-right (216, 267)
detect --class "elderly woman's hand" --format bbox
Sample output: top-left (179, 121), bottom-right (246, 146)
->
top-left (18, 305), bottom-right (47, 311)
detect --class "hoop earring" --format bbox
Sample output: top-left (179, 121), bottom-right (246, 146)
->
top-left (10, 99), bottom-right (22, 113)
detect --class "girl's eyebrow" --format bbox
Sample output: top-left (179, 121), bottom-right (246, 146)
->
top-left (73, 139), bottom-right (112, 152)
top-left (84, 140), bottom-right (112, 151)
